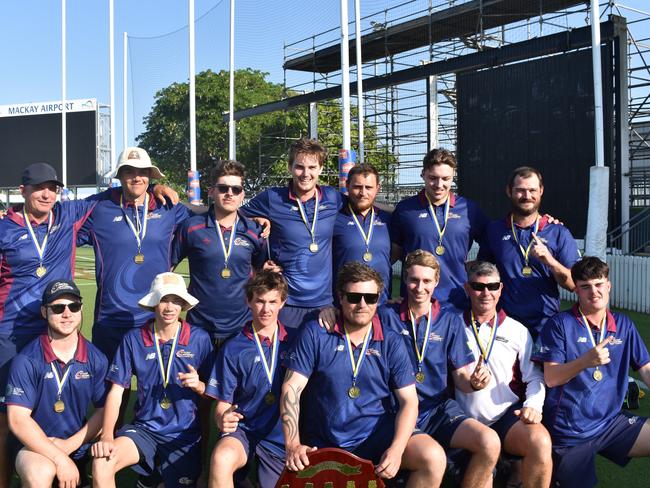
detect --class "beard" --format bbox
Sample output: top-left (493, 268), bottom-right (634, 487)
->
top-left (511, 198), bottom-right (540, 217)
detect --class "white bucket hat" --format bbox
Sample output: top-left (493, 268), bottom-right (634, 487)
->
top-left (113, 147), bottom-right (165, 180)
top-left (138, 272), bottom-right (198, 311)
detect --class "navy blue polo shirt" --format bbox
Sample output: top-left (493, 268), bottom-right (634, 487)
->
top-left (478, 215), bottom-right (580, 336)
top-left (284, 316), bottom-right (415, 450)
top-left (0, 200), bottom-right (96, 338)
top-left (390, 191), bottom-right (488, 310)
top-left (107, 320), bottom-right (212, 439)
top-left (77, 189), bottom-right (190, 330)
top-left (205, 322), bottom-right (294, 458)
top-left (5, 333), bottom-right (108, 439)
top-left (533, 306), bottom-right (650, 447)
top-left (172, 209), bottom-right (266, 338)
top-left (379, 301), bottom-right (474, 428)
top-left (332, 200), bottom-right (392, 305)
top-left (241, 184), bottom-right (343, 308)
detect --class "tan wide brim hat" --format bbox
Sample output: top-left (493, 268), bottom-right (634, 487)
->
top-left (113, 147), bottom-right (165, 180)
top-left (138, 272), bottom-right (198, 311)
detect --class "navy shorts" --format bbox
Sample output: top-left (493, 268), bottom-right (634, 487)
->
top-left (278, 305), bottom-right (324, 329)
top-left (221, 428), bottom-right (285, 488)
top-left (117, 424), bottom-right (201, 488)
top-left (91, 326), bottom-right (131, 362)
top-left (551, 411), bottom-right (647, 488)
top-left (346, 418), bottom-right (426, 465)
top-left (420, 398), bottom-right (469, 449)
top-left (490, 403), bottom-right (523, 443)
top-left (0, 333), bottom-right (38, 413)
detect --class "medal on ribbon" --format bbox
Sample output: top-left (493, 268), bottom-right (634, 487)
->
top-left (344, 325), bottom-right (373, 400)
top-left (23, 209), bottom-right (53, 279)
top-left (510, 215), bottom-right (539, 277)
top-left (120, 193), bottom-right (149, 265)
top-left (409, 304), bottom-right (433, 384)
top-left (469, 311), bottom-right (498, 365)
top-left (252, 322), bottom-right (280, 405)
top-left (425, 193), bottom-right (450, 256)
top-left (215, 215), bottom-right (239, 280)
top-left (295, 192), bottom-right (319, 253)
top-left (153, 322), bottom-right (180, 409)
top-left (348, 203), bottom-right (375, 263)
top-left (50, 361), bottom-right (72, 414)
top-left (578, 307), bottom-right (607, 382)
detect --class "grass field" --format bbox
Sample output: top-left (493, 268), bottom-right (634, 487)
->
top-left (68, 247), bottom-right (650, 487)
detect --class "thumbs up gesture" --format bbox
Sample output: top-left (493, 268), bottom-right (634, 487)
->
top-left (583, 335), bottom-right (614, 368)
top-left (470, 356), bottom-right (491, 391)
top-left (218, 404), bottom-right (244, 433)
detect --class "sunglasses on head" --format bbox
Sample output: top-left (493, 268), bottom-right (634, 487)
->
top-left (344, 292), bottom-right (380, 305)
top-left (468, 282), bottom-right (501, 292)
top-left (214, 184), bottom-right (243, 195)
top-left (47, 302), bottom-right (82, 314)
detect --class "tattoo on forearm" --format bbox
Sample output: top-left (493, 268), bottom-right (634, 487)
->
top-left (281, 384), bottom-right (302, 443)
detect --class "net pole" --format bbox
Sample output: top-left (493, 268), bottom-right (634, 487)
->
top-left (109, 0), bottom-right (116, 171)
top-left (189, 0), bottom-right (197, 172)
top-left (354, 0), bottom-right (364, 164)
top-left (228, 0), bottom-right (236, 160)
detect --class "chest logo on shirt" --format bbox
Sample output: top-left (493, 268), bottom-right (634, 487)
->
top-left (336, 344), bottom-right (345, 352)
top-left (254, 355), bottom-right (261, 363)
top-left (448, 212), bottom-right (461, 220)
top-left (50, 224), bottom-right (60, 234)
top-left (75, 370), bottom-right (91, 380)
top-left (366, 348), bottom-right (381, 358)
top-left (44, 371), bottom-right (54, 379)
top-left (113, 216), bottom-right (123, 222)
top-left (179, 478), bottom-right (194, 486)
top-left (19, 234), bottom-right (28, 241)
top-left (430, 332), bottom-right (444, 342)
top-left (611, 338), bottom-right (623, 346)
top-left (147, 212), bottom-right (162, 220)
top-left (501, 234), bottom-right (512, 241)
top-left (577, 337), bottom-right (588, 343)
top-left (495, 336), bottom-right (509, 344)
top-left (418, 213), bottom-right (428, 219)
top-left (145, 352), bottom-right (156, 360)
top-left (234, 237), bottom-right (250, 248)
top-left (176, 349), bottom-right (195, 359)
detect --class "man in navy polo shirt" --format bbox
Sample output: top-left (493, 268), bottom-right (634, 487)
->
top-left (172, 160), bottom-right (268, 344)
top-left (281, 262), bottom-right (445, 486)
top-left (6, 279), bottom-right (108, 488)
top-left (332, 163), bottom-right (392, 305)
top-left (390, 148), bottom-right (488, 310)
top-left (533, 257), bottom-right (650, 487)
top-left (478, 166), bottom-right (580, 338)
top-left (91, 272), bottom-right (212, 488)
top-left (207, 270), bottom-right (293, 488)
top-left (378, 250), bottom-right (501, 488)
top-left (241, 137), bottom-right (343, 328)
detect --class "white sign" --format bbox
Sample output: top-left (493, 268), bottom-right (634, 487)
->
top-left (0, 99), bottom-right (97, 118)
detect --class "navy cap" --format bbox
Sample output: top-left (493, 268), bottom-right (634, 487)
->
top-left (22, 163), bottom-right (64, 187)
top-left (42, 279), bottom-right (82, 305)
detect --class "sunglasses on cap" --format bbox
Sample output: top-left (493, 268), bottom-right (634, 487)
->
top-left (47, 302), bottom-right (82, 314)
top-left (468, 282), bottom-right (501, 292)
top-left (344, 292), bottom-right (380, 305)
top-left (214, 184), bottom-right (243, 195)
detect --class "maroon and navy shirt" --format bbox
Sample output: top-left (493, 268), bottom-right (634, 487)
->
top-left (478, 215), bottom-right (581, 337)
top-left (205, 322), bottom-right (294, 458)
top-left (107, 320), bottom-right (212, 440)
top-left (5, 333), bottom-right (108, 452)
top-left (284, 316), bottom-right (415, 450)
top-left (172, 209), bottom-right (266, 339)
top-left (241, 184), bottom-right (343, 308)
top-left (532, 306), bottom-right (650, 446)
top-left (379, 300), bottom-right (474, 428)
top-left (390, 191), bottom-right (488, 310)
top-left (77, 189), bottom-right (190, 330)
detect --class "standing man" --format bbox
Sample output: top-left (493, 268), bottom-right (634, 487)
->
top-left (332, 163), bottom-right (393, 304)
top-left (478, 166), bottom-right (580, 338)
top-left (390, 148), bottom-right (488, 310)
top-left (6, 279), bottom-right (108, 488)
top-left (207, 271), bottom-right (293, 488)
top-left (457, 261), bottom-right (552, 488)
top-left (533, 257), bottom-right (650, 487)
top-left (241, 138), bottom-right (343, 328)
top-left (281, 262), bottom-right (446, 487)
top-left (172, 160), bottom-right (267, 344)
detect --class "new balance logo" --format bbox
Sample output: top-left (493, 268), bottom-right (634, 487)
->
top-left (336, 345), bottom-right (345, 352)
top-left (113, 216), bottom-right (123, 222)
top-left (145, 352), bottom-right (156, 360)
top-left (418, 213), bottom-right (428, 219)
top-left (577, 337), bottom-right (588, 343)
top-left (502, 235), bottom-right (511, 241)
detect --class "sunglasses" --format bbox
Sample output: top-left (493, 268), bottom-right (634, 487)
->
top-left (344, 292), bottom-right (380, 305)
top-left (214, 184), bottom-right (243, 195)
top-left (468, 282), bottom-right (501, 292)
top-left (47, 302), bottom-right (82, 314)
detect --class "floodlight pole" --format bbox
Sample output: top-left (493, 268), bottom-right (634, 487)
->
top-left (591, 1), bottom-right (605, 169)
top-left (61, 0), bottom-right (67, 190)
top-left (354, 0), bottom-right (364, 164)
top-left (123, 32), bottom-right (128, 151)
top-left (189, 0), bottom-right (197, 172)
top-left (228, 0), bottom-right (236, 160)
top-left (109, 0), bottom-right (116, 171)
top-left (340, 0), bottom-right (351, 151)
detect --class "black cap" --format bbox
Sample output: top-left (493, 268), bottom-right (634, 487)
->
top-left (22, 163), bottom-right (64, 187)
top-left (42, 279), bottom-right (82, 305)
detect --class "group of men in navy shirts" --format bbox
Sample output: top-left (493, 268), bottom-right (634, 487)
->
top-left (0, 137), bottom-right (649, 488)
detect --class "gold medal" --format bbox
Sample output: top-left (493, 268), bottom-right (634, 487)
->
top-left (348, 385), bottom-right (361, 399)
top-left (53, 400), bottom-right (65, 413)
top-left (522, 265), bottom-right (533, 276)
top-left (362, 251), bottom-right (373, 262)
top-left (593, 369), bottom-right (603, 381)
top-left (264, 392), bottom-right (276, 405)
top-left (221, 268), bottom-right (231, 279)
top-left (415, 371), bottom-right (425, 383)
top-left (36, 265), bottom-right (47, 278)
top-left (435, 245), bottom-right (445, 256)
top-left (134, 253), bottom-right (145, 264)
top-left (309, 242), bottom-right (319, 253)
top-left (160, 396), bottom-right (172, 409)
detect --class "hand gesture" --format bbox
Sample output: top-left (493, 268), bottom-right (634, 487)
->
top-left (285, 444), bottom-right (317, 472)
top-left (375, 445), bottom-right (403, 479)
top-left (583, 336), bottom-right (614, 367)
top-left (178, 364), bottom-right (202, 393)
top-left (529, 232), bottom-right (551, 265)
top-left (218, 404), bottom-right (244, 433)
top-left (470, 356), bottom-right (491, 390)
top-left (317, 306), bottom-right (337, 331)
top-left (91, 436), bottom-right (116, 460)
top-left (514, 406), bottom-right (542, 424)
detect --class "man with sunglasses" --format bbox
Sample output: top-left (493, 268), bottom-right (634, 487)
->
top-left (5, 279), bottom-right (108, 488)
top-left (457, 261), bottom-right (551, 488)
top-left (282, 262), bottom-right (445, 486)
top-left (241, 138), bottom-right (343, 329)
top-left (172, 160), bottom-right (269, 345)
top-left (378, 250), bottom-right (501, 488)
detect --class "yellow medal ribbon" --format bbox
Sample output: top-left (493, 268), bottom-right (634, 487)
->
top-left (120, 193), bottom-right (149, 253)
top-left (469, 311), bottom-right (498, 364)
top-left (295, 191), bottom-right (319, 248)
top-left (343, 324), bottom-right (373, 386)
top-left (348, 204), bottom-right (375, 256)
top-left (153, 322), bottom-right (181, 391)
top-left (22, 209), bottom-right (53, 268)
top-left (578, 307), bottom-right (607, 348)
top-left (215, 215), bottom-right (239, 271)
top-left (510, 214), bottom-right (539, 268)
top-left (252, 323), bottom-right (279, 390)
top-left (408, 304), bottom-right (433, 370)
top-left (50, 360), bottom-right (72, 401)
top-left (425, 193), bottom-right (450, 248)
